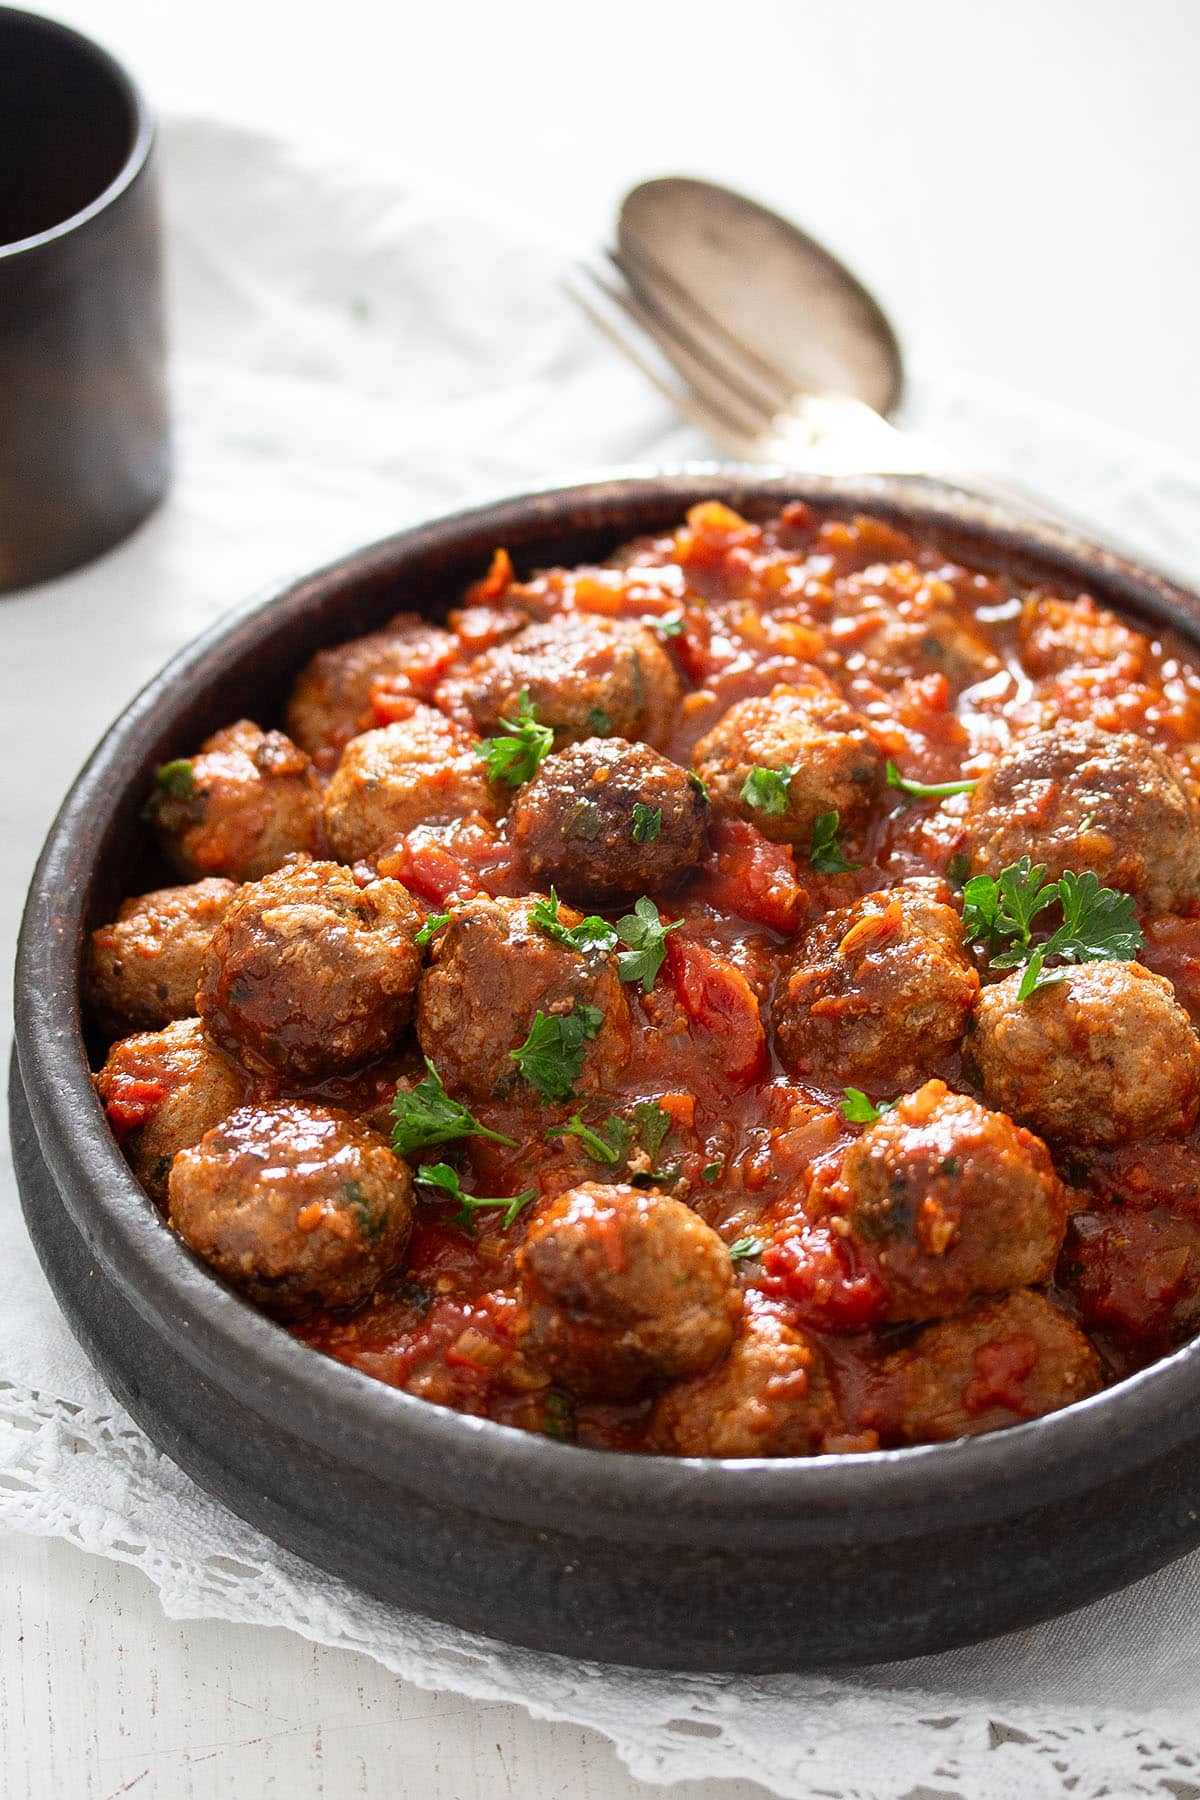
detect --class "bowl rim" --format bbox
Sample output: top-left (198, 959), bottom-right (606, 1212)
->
top-left (17, 463), bottom-right (1200, 1546)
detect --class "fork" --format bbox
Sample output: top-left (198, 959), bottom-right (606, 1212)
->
top-left (565, 245), bottom-right (1126, 547)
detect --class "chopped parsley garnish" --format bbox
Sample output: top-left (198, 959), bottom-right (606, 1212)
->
top-left (740, 763), bottom-right (795, 815)
top-left (688, 770), bottom-right (710, 803)
top-left (587, 706), bottom-right (613, 736)
top-left (701, 1161), bottom-right (722, 1184)
top-left (547, 1111), bottom-right (631, 1166)
top-left (810, 810), bottom-right (860, 875)
top-left (414, 911), bottom-right (450, 947)
top-left (529, 889), bottom-right (618, 953)
top-left (343, 1179), bottom-right (388, 1241)
top-left (632, 1101), bottom-right (672, 1160)
top-left (962, 858), bottom-right (1144, 1001)
top-left (154, 758), bottom-right (196, 799)
top-left (477, 688), bottom-right (554, 786)
top-left (646, 614), bottom-right (685, 638)
top-left (840, 1087), bottom-right (897, 1124)
top-left (728, 1235), bottom-right (763, 1263)
top-left (543, 1391), bottom-right (576, 1441)
top-left (510, 1004), bottom-right (605, 1101)
top-left (615, 896), bottom-right (681, 993)
top-left (885, 759), bottom-right (978, 800)
top-left (631, 802), bottom-right (662, 844)
top-left (391, 1058), bottom-right (517, 1157)
top-left (947, 850), bottom-right (971, 888)
top-left (415, 1162), bottom-right (535, 1234)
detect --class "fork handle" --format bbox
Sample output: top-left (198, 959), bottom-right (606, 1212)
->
top-left (766, 393), bottom-right (1193, 585)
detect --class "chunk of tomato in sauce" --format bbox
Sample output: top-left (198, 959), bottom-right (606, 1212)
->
top-left (665, 936), bottom-right (767, 1087)
top-left (693, 818), bottom-right (807, 935)
top-left (758, 1220), bottom-right (888, 1332)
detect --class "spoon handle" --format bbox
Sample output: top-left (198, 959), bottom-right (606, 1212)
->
top-left (766, 393), bottom-right (1195, 588)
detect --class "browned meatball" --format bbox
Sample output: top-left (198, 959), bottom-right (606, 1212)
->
top-left (969, 961), bottom-right (1200, 1147)
top-left (966, 722), bottom-right (1200, 912)
top-left (691, 679), bottom-right (882, 849)
top-left (510, 737), bottom-right (708, 903)
top-left (438, 613), bottom-right (682, 747)
top-left (773, 884), bottom-right (978, 1088)
top-left (198, 858), bottom-right (423, 1080)
top-left (1018, 591), bottom-right (1151, 678)
top-left (822, 1079), bottom-right (1067, 1322)
top-left (322, 707), bottom-right (496, 863)
top-left (146, 721), bottom-right (324, 883)
top-left (513, 1183), bottom-right (740, 1399)
top-left (94, 1017), bottom-right (249, 1204)
top-left (864, 1291), bottom-right (1103, 1445)
top-left (85, 879), bottom-right (237, 1036)
top-left (286, 613), bottom-right (457, 758)
top-left (415, 894), bottom-right (630, 1103)
top-left (833, 563), bottom-right (1001, 691)
top-left (168, 1101), bottom-right (414, 1318)
top-left (652, 1294), bottom-right (843, 1455)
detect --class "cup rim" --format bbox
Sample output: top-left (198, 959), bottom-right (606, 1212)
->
top-left (0, 5), bottom-right (155, 261)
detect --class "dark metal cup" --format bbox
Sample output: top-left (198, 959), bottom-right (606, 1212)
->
top-left (0, 7), bottom-right (169, 592)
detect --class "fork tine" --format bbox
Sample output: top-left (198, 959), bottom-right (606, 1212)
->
top-left (569, 257), bottom-right (768, 445)
top-left (613, 231), bottom-right (803, 413)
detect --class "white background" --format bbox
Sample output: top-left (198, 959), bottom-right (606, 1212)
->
top-left (7, 1), bottom-right (1200, 1795)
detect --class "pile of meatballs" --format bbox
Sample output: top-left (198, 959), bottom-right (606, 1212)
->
top-left (87, 501), bottom-right (1200, 1458)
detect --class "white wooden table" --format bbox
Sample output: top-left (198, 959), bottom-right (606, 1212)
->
top-left (7, 2), bottom-right (1200, 1793)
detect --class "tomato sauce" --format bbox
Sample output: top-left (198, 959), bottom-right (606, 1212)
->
top-left (276, 500), bottom-right (1200, 1447)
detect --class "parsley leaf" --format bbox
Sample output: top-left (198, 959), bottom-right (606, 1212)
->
top-left (542, 1390), bottom-right (576, 1440)
top-left (886, 759), bottom-right (978, 799)
top-left (632, 1101), bottom-right (672, 1160)
top-left (810, 810), bottom-right (860, 875)
top-left (391, 1058), bottom-right (517, 1157)
top-left (414, 911), bottom-right (450, 947)
top-left (740, 763), bottom-right (795, 815)
top-left (646, 614), bottom-right (685, 638)
top-left (615, 896), bottom-right (681, 993)
top-left (587, 706), bottom-right (613, 736)
top-left (840, 1087), bottom-right (897, 1124)
top-left (510, 1004), bottom-right (604, 1101)
top-left (688, 770), bottom-right (710, 803)
top-left (547, 1111), bottom-right (631, 1166)
top-left (701, 1161), bottom-right (722, 1184)
top-left (631, 802), bottom-right (662, 844)
top-left (529, 889), bottom-right (618, 954)
top-left (962, 859), bottom-right (1145, 1000)
top-left (728, 1235), bottom-right (763, 1262)
top-left (416, 1162), bottom-right (535, 1234)
top-left (155, 758), bottom-right (197, 799)
top-left (477, 688), bottom-right (554, 786)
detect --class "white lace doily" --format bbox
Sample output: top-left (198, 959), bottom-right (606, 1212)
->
top-left (5, 119), bottom-right (1200, 1800)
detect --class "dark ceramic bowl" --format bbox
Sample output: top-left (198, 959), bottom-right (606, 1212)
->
top-left (14, 470), bottom-right (1200, 1672)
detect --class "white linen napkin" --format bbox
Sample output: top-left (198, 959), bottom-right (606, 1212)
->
top-left (5, 117), bottom-right (1200, 1800)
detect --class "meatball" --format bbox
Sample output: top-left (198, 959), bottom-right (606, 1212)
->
top-left (966, 721), bottom-right (1200, 912)
top-left (415, 894), bottom-right (630, 1103)
top-left (833, 563), bottom-right (1001, 691)
top-left (652, 1294), bottom-right (842, 1456)
top-left (168, 1101), bottom-right (414, 1318)
top-left (513, 1183), bottom-right (740, 1399)
top-left (322, 707), bottom-right (496, 863)
top-left (823, 1079), bottom-right (1067, 1322)
top-left (510, 737), bottom-right (708, 903)
top-left (438, 613), bottom-right (682, 747)
top-left (691, 679), bottom-right (882, 849)
top-left (286, 613), bottom-right (457, 758)
top-left (1018, 591), bottom-right (1151, 679)
top-left (198, 858), bottom-right (423, 1080)
top-left (146, 720), bottom-right (324, 883)
top-left (85, 878), bottom-right (237, 1036)
top-left (865, 1291), bottom-right (1103, 1445)
top-left (773, 884), bottom-right (978, 1088)
top-left (94, 1017), bottom-right (249, 1204)
top-left (969, 960), bottom-right (1200, 1147)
